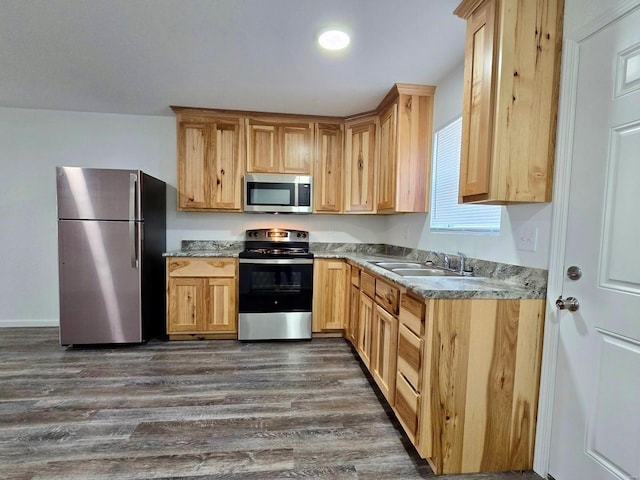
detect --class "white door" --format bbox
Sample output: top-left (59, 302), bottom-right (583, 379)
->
top-left (549, 5), bottom-right (640, 480)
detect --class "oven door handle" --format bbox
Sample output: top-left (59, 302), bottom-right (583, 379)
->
top-left (239, 258), bottom-right (314, 265)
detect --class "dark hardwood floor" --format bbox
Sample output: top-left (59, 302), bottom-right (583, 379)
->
top-left (0, 328), bottom-right (544, 479)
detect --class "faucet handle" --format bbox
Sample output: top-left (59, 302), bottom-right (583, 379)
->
top-left (456, 251), bottom-right (466, 273)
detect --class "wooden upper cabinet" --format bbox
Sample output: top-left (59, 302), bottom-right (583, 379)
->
top-left (314, 122), bottom-right (344, 213)
top-left (455, 0), bottom-right (564, 204)
top-left (376, 84), bottom-right (435, 213)
top-left (246, 117), bottom-right (313, 174)
top-left (344, 115), bottom-right (377, 213)
top-left (377, 103), bottom-right (397, 211)
top-left (173, 108), bottom-right (244, 211)
top-left (246, 121), bottom-right (278, 172)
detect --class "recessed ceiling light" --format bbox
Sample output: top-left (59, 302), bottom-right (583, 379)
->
top-left (318, 30), bottom-right (350, 51)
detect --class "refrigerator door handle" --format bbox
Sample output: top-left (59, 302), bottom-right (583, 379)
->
top-left (129, 173), bottom-right (139, 268)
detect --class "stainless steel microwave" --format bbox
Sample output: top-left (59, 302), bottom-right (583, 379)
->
top-left (243, 173), bottom-right (313, 213)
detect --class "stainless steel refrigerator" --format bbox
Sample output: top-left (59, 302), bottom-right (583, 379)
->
top-left (56, 166), bottom-right (166, 346)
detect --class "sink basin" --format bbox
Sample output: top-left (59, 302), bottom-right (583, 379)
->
top-left (391, 268), bottom-right (462, 277)
top-left (374, 262), bottom-right (422, 269)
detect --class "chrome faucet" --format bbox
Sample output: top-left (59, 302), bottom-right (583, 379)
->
top-left (457, 251), bottom-right (467, 274)
top-left (442, 253), bottom-right (450, 270)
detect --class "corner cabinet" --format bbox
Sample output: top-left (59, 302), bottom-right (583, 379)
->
top-left (455, 0), bottom-right (563, 204)
top-left (172, 108), bottom-right (244, 211)
top-left (166, 257), bottom-right (238, 339)
top-left (246, 116), bottom-right (314, 174)
top-left (377, 84), bottom-right (435, 213)
top-left (344, 115), bottom-right (377, 213)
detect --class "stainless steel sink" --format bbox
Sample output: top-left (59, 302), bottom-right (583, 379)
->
top-left (374, 262), bottom-right (422, 269)
top-left (391, 268), bottom-right (461, 277)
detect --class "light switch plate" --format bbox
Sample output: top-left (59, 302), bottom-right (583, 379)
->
top-left (517, 226), bottom-right (538, 252)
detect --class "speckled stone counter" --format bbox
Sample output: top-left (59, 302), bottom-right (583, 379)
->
top-left (315, 252), bottom-right (545, 300)
top-left (163, 240), bottom-right (242, 258)
top-left (164, 241), bottom-right (547, 300)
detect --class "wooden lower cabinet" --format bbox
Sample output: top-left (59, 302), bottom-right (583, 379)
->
top-left (417, 297), bottom-right (546, 474)
top-left (166, 257), bottom-right (238, 339)
top-left (312, 259), bottom-right (349, 332)
top-left (371, 304), bottom-right (398, 405)
top-left (347, 283), bottom-right (360, 346)
top-left (356, 291), bottom-right (374, 368)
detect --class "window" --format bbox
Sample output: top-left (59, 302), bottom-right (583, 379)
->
top-left (429, 117), bottom-right (501, 232)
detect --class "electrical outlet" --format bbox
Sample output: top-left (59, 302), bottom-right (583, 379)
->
top-left (517, 226), bottom-right (538, 252)
top-left (402, 225), bottom-right (409, 241)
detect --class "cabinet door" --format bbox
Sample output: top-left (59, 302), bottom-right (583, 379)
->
top-left (314, 123), bottom-right (343, 212)
top-left (178, 122), bottom-right (209, 209)
top-left (281, 123), bottom-right (313, 174)
top-left (357, 291), bottom-right (374, 368)
top-left (459, 0), bottom-right (496, 199)
top-left (344, 118), bottom-right (377, 213)
top-left (209, 122), bottom-right (243, 210)
top-left (167, 277), bottom-right (204, 333)
top-left (371, 304), bottom-right (398, 405)
top-left (204, 277), bottom-right (237, 332)
top-left (377, 103), bottom-right (397, 211)
top-left (312, 259), bottom-right (349, 332)
top-left (348, 283), bottom-right (360, 346)
top-left (246, 120), bottom-right (279, 173)
top-left (177, 118), bottom-right (243, 210)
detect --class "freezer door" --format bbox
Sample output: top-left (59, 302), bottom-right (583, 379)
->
top-left (58, 219), bottom-right (143, 345)
top-left (56, 166), bottom-right (141, 221)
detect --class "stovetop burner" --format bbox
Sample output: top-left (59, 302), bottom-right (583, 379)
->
top-left (239, 228), bottom-right (313, 259)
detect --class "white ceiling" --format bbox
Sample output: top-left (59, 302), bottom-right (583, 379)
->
top-left (0, 0), bottom-right (466, 117)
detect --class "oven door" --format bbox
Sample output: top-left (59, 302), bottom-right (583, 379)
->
top-left (238, 258), bottom-right (313, 313)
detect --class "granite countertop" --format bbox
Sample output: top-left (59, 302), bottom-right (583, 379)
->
top-left (313, 252), bottom-right (545, 300)
top-left (164, 249), bottom-right (242, 258)
top-left (164, 242), bottom-right (546, 300)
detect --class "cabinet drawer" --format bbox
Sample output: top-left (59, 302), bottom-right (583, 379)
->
top-left (375, 279), bottom-right (399, 315)
top-left (361, 271), bottom-right (375, 298)
top-left (395, 371), bottom-right (420, 444)
top-left (397, 323), bottom-right (423, 391)
top-left (167, 258), bottom-right (236, 278)
top-left (399, 294), bottom-right (425, 336)
top-left (351, 266), bottom-right (361, 287)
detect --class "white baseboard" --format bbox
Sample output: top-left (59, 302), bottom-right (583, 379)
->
top-left (0, 319), bottom-right (59, 327)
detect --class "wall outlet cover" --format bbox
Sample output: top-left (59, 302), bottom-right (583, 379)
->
top-left (517, 226), bottom-right (538, 252)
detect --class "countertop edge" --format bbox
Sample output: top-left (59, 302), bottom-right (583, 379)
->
top-left (163, 250), bottom-right (546, 300)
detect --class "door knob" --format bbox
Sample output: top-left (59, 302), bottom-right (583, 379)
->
top-left (556, 295), bottom-right (580, 312)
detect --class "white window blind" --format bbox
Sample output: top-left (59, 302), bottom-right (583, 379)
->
top-left (430, 117), bottom-right (501, 232)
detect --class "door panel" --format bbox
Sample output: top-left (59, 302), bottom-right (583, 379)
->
top-left (550, 5), bottom-right (640, 479)
top-left (58, 220), bottom-right (142, 344)
top-left (57, 167), bottom-right (140, 220)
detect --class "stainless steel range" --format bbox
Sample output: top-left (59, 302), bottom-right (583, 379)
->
top-left (238, 228), bottom-right (313, 341)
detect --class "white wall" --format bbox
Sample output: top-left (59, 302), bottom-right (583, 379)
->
top-left (385, 61), bottom-right (553, 269)
top-left (0, 106), bottom-right (385, 325)
top-left (0, 55), bottom-right (555, 325)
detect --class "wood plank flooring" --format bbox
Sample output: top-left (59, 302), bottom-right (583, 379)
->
top-left (0, 328), bottom-right (544, 479)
